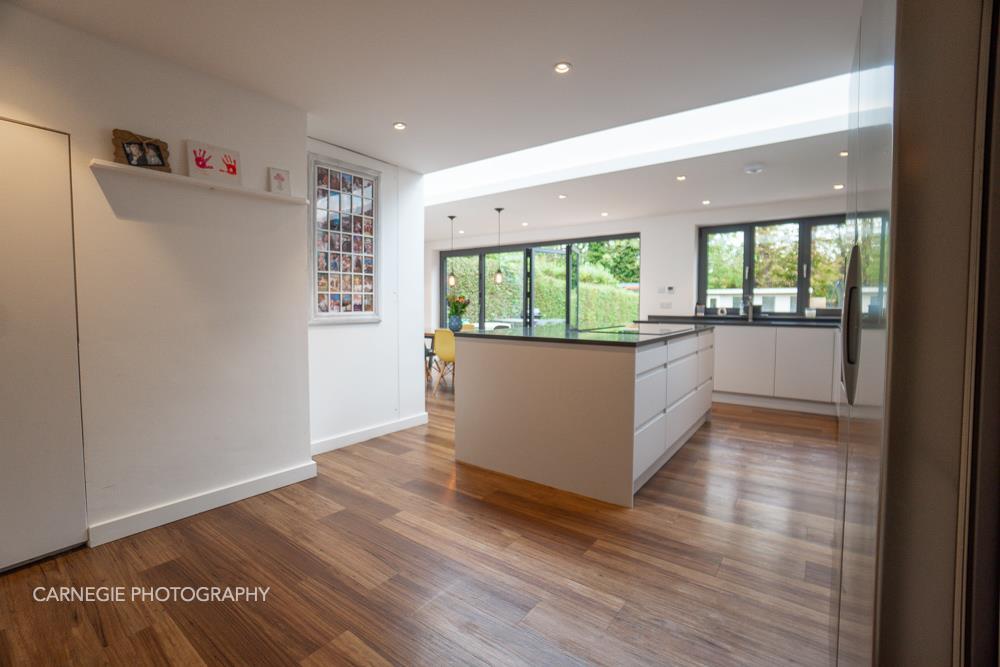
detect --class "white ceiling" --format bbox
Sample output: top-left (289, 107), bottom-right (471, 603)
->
top-left (424, 132), bottom-right (849, 241)
top-left (14, 0), bottom-right (861, 173)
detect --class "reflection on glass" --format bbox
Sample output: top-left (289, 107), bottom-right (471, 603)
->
top-left (705, 230), bottom-right (745, 309)
top-left (753, 222), bottom-right (799, 313)
top-left (485, 251), bottom-right (524, 327)
top-left (569, 238), bottom-right (640, 329)
top-left (858, 215), bottom-right (887, 318)
top-left (444, 255), bottom-right (480, 327)
top-left (531, 245), bottom-right (568, 325)
top-left (810, 223), bottom-right (850, 309)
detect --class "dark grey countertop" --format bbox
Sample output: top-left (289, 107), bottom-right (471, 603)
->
top-left (454, 323), bottom-right (713, 348)
top-left (646, 315), bottom-right (840, 329)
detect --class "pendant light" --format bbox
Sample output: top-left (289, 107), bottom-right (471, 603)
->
top-left (493, 207), bottom-right (504, 285)
top-left (446, 215), bottom-right (457, 287)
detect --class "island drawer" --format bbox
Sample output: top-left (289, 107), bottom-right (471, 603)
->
top-left (697, 348), bottom-right (713, 385)
top-left (696, 378), bottom-right (713, 416)
top-left (667, 354), bottom-right (698, 406)
top-left (633, 412), bottom-right (667, 480)
top-left (635, 366), bottom-right (668, 427)
top-left (635, 341), bottom-right (669, 374)
top-left (698, 330), bottom-right (714, 350)
top-left (667, 335), bottom-right (699, 361)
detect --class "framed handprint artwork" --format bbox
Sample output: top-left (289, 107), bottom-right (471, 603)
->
top-left (185, 140), bottom-right (242, 186)
top-left (309, 153), bottom-right (379, 323)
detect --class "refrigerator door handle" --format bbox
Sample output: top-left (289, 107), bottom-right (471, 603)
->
top-left (841, 244), bottom-right (862, 405)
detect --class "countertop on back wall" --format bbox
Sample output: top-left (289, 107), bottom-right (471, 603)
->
top-left (645, 315), bottom-right (840, 329)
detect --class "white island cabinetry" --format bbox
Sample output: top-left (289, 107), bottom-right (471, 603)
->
top-left (455, 325), bottom-right (713, 507)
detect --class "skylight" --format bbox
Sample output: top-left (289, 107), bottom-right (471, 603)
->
top-left (424, 68), bottom-right (891, 206)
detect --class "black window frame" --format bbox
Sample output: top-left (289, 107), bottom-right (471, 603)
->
top-left (439, 232), bottom-right (640, 329)
top-left (697, 214), bottom-right (848, 317)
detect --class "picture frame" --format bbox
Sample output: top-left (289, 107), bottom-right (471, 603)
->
top-left (185, 140), bottom-right (242, 186)
top-left (112, 129), bottom-right (170, 172)
top-left (309, 152), bottom-right (380, 325)
top-left (268, 167), bottom-right (291, 194)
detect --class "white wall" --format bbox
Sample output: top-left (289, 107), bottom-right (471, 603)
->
top-left (425, 195), bottom-right (844, 328)
top-left (306, 138), bottom-right (426, 453)
top-left (0, 4), bottom-right (314, 544)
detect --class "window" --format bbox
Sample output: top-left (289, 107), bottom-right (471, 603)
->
top-left (809, 222), bottom-right (851, 309)
top-left (443, 255), bottom-right (481, 326)
top-left (484, 251), bottom-right (525, 327)
top-left (311, 156), bottom-right (378, 322)
top-left (752, 222), bottom-right (799, 313)
top-left (702, 228), bottom-right (746, 311)
top-left (698, 215), bottom-right (848, 316)
top-left (570, 238), bottom-right (641, 329)
top-left (440, 234), bottom-right (639, 329)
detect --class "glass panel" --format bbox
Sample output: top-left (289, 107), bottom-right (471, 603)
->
top-left (810, 223), bottom-right (851, 310)
top-left (484, 251), bottom-right (524, 329)
top-left (858, 215), bottom-right (887, 317)
top-left (444, 255), bottom-right (480, 327)
top-left (569, 238), bottom-right (640, 329)
top-left (753, 222), bottom-right (799, 313)
top-left (530, 245), bottom-right (567, 326)
top-left (705, 229), bottom-right (745, 310)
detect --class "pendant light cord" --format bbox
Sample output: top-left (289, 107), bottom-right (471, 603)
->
top-left (494, 207), bottom-right (504, 248)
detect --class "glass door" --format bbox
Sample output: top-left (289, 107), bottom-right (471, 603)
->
top-left (443, 254), bottom-right (481, 329)
top-left (484, 251), bottom-right (524, 330)
top-left (831, 0), bottom-right (895, 663)
top-left (529, 244), bottom-right (568, 326)
top-left (568, 239), bottom-right (641, 329)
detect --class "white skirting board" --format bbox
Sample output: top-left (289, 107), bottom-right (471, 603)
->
top-left (712, 391), bottom-right (839, 416)
top-left (311, 412), bottom-right (429, 455)
top-left (87, 460), bottom-right (317, 547)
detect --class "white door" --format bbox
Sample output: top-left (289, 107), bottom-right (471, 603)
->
top-left (0, 119), bottom-right (87, 570)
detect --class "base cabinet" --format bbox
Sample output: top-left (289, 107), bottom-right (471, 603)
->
top-left (713, 326), bottom-right (776, 395)
top-left (773, 328), bottom-right (836, 402)
top-left (632, 330), bottom-right (713, 486)
top-left (712, 324), bottom-right (839, 408)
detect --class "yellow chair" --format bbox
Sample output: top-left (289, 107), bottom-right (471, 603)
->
top-left (432, 328), bottom-right (456, 395)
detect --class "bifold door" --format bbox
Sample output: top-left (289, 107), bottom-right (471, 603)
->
top-left (0, 119), bottom-right (87, 570)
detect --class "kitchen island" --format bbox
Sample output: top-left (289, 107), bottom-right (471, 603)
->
top-left (453, 323), bottom-right (714, 507)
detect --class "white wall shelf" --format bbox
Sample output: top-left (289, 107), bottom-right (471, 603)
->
top-left (89, 159), bottom-right (309, 206)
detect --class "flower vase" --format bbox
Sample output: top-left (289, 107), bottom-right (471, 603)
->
top-left (448, 315), bottom-right (462, 332)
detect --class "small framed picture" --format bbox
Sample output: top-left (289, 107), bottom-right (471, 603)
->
top-left (268, 167), bottom-right (291, 194)
top-left (112, 129), bottom-right (171, 172)
top-left (186, 140), bottom-right (242, 186)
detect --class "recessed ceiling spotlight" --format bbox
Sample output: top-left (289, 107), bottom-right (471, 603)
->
top-left (557, 194), bottom-right (567, 199)
top-left (392, 121), bottom-right (407, 130)
top-left (743, 163), bottom-right (765, 175)
top-left (521, 221), bottom-right (529, 226)
top-left (833, 183), bottom-right (845, 190)
top-left (601, 212), bottom-right (609, 217)
top-left (554, 62), bottom-right (572, 74)
top-left (702, 199), bottom-right (711, 206)
top-left (676, 175), bottom-right (687, 181)
top-left (458, 229), bottom-right (465, 234)
top-left (839, 151), bottom-right (849, 157)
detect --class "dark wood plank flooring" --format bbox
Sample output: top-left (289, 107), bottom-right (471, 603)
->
top-left (0, 388), bottom-right (839, 666)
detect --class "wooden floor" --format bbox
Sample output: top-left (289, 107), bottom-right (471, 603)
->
top-left (0, 388), bottom-right (840, 666)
